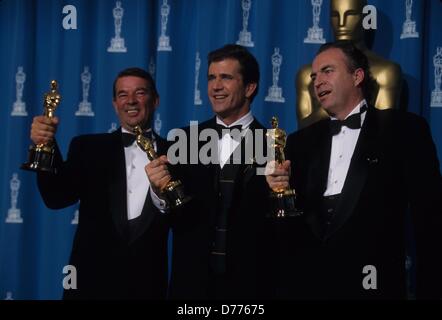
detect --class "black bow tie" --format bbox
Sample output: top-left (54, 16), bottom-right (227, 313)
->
top-left (215, 124), bottom-right (243, 139)
top-left (329, 105), bottom-right (367, 136)
top-left (122, 130), bottom-right (153, 147)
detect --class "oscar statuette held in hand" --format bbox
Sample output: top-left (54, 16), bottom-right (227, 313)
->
top-left (21, 80), bottom-right (61, 173)
top-left (267, 116), bottom-right (302, 218)
top-left (134, 125), bottom-right (191, 209)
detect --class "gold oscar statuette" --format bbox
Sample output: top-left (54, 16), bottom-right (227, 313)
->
top-left (134, 125), bottom-right (191, 209)
top-left (21, 80), bottom-right (61, 173)
top-left (267, 117), bottom-right (302, 218)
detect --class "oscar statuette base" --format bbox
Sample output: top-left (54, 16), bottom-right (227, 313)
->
top-left (268, 189), bottom-right (303, 218)
top-left (21, 145), bottom-right (56, 174)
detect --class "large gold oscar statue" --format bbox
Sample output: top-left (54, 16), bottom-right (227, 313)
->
top-left (21, 80), bottom-right (61, 173)
top-left (296, 0), bottom-right (403, 128)
top-left (133, 125), bottom-right (191, 209)
top-left (267, 117), bottom-right (302, 218)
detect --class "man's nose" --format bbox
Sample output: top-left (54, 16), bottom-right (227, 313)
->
top-left (212, 77), bottom-right (223, 90)
top-left (127, 92), bottom-right (137, 104)
top-left (314, 75), bottom-right (324, 89)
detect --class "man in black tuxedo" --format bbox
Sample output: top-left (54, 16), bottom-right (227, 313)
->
top-left (267, 41), bottom-right (442, 299)
top-left (146, 44), bottom-right (276, 299)
top-left (30, 68), bottom-right (169, 299)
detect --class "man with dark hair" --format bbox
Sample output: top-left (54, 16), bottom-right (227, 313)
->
top-left (112, 67), bottom-right (159, 99)
top-left (30, 67), bottom-right (169, 299)
top-left (207, 44), bottom-right (260, 103)
top-left (267, 41), bottom-right (442, 299)
top-left (315, 40), bottom-right (376, 103)
top-left (146, 44), bottom-right (276, 299)
top-left (296, 0), bottom-right (402, 129)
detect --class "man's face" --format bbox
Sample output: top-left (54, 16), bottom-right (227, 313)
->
top-left (331, 0), bottom-right (365, 41)
top-left (207, 59), bottom-right (256, 125)
top-left (113, 76), bottom-right (158, 131)
top-left (311, 48), bottom-right (363, 118)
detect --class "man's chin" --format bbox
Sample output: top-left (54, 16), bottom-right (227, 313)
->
top-left (320, 103), bottom-right (329, 111)
top-left (211, 104), bottom-right (225, 113)
top-left (320, 105), bottom-right (334, 116)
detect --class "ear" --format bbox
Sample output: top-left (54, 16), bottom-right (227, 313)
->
top-left (245, 82), bottom-right (257, 99)
top-left (112, 99), bottom-right (118, 113)
top-left (353, 68), bottom-right (365, 87)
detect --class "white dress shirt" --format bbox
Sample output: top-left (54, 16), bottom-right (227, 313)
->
top-left (324, 100), bottom-right (367, 196)
top-left (122, 127), bottom-right (166, 219)
top-left (216, 111), bottom-right (254, 168)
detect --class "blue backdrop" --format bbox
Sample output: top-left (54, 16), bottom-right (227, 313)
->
top-left (1, 0), bottom-right (441, 299)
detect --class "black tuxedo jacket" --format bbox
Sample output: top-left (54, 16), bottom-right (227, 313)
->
top-left (281, 107), bottom-right (442, 299)
top-left (37, 128), bottom-right (169, 299)
top-left (167, 117), bottom-right (277, 299)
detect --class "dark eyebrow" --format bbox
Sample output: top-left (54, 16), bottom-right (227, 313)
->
top-left (116, 87), bottom-right (148, 96)
top-left (220, 73), bottom-right (233, 78)
top-left (320, 64), bottom-right (333, 72)
top-left (310, 65), bottom-right (334, 79)
top-left (207, 72), bottom-right (234, 79)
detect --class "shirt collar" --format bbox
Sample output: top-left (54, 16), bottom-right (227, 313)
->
top-left (121, 127), bottom-right (132, 134)
top-left (216, 110), bottom-right (254, 129)
top-left (121, 126), bottom-right (152, 134)
top-left (121, 126), bottom-right (154, 148)
top-left (330, 99), bottom-right (367, 121)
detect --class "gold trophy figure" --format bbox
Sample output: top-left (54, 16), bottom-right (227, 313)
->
top-left (134, 125), bottom-right (191, 209)
top-left (267, 117), bottom-right (302, 218)
top-left (21, 80), bottom-right (61, 173)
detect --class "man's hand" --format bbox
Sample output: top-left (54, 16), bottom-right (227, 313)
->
top-left (145, 155), bottom-right (172, 196)
top-left (30, 115), bottom-right (59, 145)
top-left (265, 160), bottom-right (291, 192)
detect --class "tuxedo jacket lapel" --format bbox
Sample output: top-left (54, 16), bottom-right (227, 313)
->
top-left (324, 107), bottom-right (380, 240)
top-left (240, 119), bottom-right (267, 187)
top-left (128, 132), bottom-right (171, 243)
top-left (304, 120), bottom-right (332, 239)
top-left (202, 118), bottom-right (265, 225)
top-left (108, 128), bottom-right (169, 242)
top-left (107, 128), bottom-right (130, 240)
